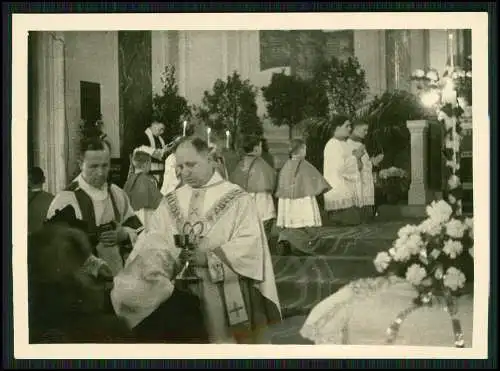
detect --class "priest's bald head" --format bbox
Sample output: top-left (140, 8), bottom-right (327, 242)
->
top-left (175, 137), bottom-right (216, 188)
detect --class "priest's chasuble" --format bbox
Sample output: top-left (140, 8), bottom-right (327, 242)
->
top-left (322, 137), bottom-right (361, 211)
top-left (118, 171), bottom-right (282, 343)
top-left (346, 138), bottom-right (375, 207)
top-left (46, 174), bottom-right (143, 276)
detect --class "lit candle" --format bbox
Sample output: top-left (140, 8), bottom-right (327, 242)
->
top-left (448, 33), bottom-right (454, 68)
top-left (182, 121), bottom-right (187, 137)
top-left (225, 130), bottom-right (230, 149)
top-left (207, 127), bottom-right (212, 145)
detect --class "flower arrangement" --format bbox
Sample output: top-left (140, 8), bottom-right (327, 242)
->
top-left (374, 199), bottom-right (474, 347)
top-left (377, 167), bottom-right (409, 204)
top-left (409, 55), bottom-right (471, 217)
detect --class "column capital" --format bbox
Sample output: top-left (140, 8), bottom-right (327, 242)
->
top-left (407, 119), bottom-right (429, 132)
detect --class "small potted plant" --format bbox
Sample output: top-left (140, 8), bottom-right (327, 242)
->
top-left (377, 166), bottom-right (410, 204)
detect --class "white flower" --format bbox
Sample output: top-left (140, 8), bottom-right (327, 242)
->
top-left (466, 71), bottom-right (472, 78)
top-left (392, 243), bottom-right (412, 262)
top-left (443, 267), bottom-right (466, 291)
top-left (434, 266), bottom-right (444, 280)
top-left (469, 247), bottom-right (474, 257)
top-left (446, 219), bottom-right (467, 239)
top-left (397, 224), bottom-right (420, 238)
top-left (418, 218), bottom-right (443, 237)
top-left (448, 175), bottom-right (461, 189)
top-left (426, 70), bottom-right (439, 81)
top-left (426, 200), bottom-right (453, 224)
top-left (414, 69), bottom-right (425, 78)
top-left (464, 217), bottom-right (474, 239)
top-left (374, 251), bottom-right (392, 273)
top-left (445, 160), bottom-right (460, 172)
top-left (437, 110), bottom-right (448, 122)
top-left (406, 233), bottom-right (426, 255)
top-left (443, 239), bottom-right (464, 259)
top-left (405, 264), bottom-right (427, 286)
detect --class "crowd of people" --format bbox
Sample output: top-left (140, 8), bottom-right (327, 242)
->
top-left (27, 114), bottom-right (389, 344)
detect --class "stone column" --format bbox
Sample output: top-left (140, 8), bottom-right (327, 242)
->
top-left (118, 31), bottom-right (152, 184)
top-left (407, 120), bottom-right (430, 205)
top-left (177, 31), bottom-right (188, 97)
top-left (33, 31), bottom-right (67, 194)
top-left (151, 31), bottom-right (170, 96)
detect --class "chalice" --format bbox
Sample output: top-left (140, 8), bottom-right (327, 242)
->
top-left (174, 221), bottom-right (204, 284)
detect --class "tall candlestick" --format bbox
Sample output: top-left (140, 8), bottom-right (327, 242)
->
top-left (207, 127), bottom-right (211, 145)
top-left (448, 33), bottom-right (454, 68)
top-left (225, 130), bottom-right (230, 149)
top-left (183, 121), bottom-right (187, 137)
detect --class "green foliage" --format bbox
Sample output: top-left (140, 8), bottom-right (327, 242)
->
top-left (360, 90), bottom-right (427, 167)
top-left (152, 65), bottom-right (192, 141)
top-left (261, 71), bottom-right (314, 138)
top-left (313, 56), bottom-right (369, 117)
top-left (195, 71), bottom-right (263, 151)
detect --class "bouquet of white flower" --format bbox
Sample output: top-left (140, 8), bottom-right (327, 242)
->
top-left (377, 167), bottom-right (410, 204)
top-left (373, 199), bottom-right (474, 347)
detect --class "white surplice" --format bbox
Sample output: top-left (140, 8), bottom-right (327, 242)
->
top-left (346, 139), bottom-right (375, 207)
top-left (46, 174), bottom-right (142, 276)
top-left (322, 138), bottom-right (360, 211)
top-left (113, 171), bottom-right (282, 343)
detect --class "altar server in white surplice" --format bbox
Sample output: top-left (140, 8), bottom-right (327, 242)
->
top-left (322, 115), bottom-right (364, 226)
top-left (276, 138), bottom-right (331, 229)
top-left (114, 137), bottom-right (282, 344)
top-left (346, 120), bottom-right (384, 222)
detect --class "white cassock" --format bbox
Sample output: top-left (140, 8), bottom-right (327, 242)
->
top-left (346, 139), bottom-right (375, 207)
top-left (46, 174), bottom-right (143, 276)
top-left (112, 171), bottom-right (282, 343)
top-left (322, 137), bottom-right (360, 211)
top-left (161, 153), bottom-right (181, 196)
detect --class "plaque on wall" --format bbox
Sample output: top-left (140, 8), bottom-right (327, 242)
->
top-left (259, 30), bottom-right (291, 71)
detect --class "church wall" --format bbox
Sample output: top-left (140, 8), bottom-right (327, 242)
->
top-left (64, 31), bottom-right (120, 178)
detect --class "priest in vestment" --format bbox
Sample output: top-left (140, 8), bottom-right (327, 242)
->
top-left (138, 121), bottom-right (168, 187)
top-left (346, 121), bottom-right (384, 222)
top-left (322, 115), bottom-right (364, 226)
top-left (112, 137), bottom-right (282, 344)
top-left (229, 135), bottom-right (277, 240)
top-left (47, 138), bottom-right (143, 276)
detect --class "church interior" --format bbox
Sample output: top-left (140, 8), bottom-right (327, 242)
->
top-left (27, 29), bottom-right (475, 345)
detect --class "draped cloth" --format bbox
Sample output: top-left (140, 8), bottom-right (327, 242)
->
top-left (346, 138), bottom-right (375, 207)
top-left (300, 276), bottom-right (473, 347)
top-left (114, 171), bottom-right (282, 343)
top-left (47, 174), bottom-right (143, 276)
top-left (322, 138), bottom-right (360, 211)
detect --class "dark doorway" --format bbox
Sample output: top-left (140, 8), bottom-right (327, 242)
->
top-left (80, 81), bottom-right (101, 124)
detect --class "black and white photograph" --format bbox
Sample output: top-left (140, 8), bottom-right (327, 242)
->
top-left (11, 11), bottom-right (490, 360)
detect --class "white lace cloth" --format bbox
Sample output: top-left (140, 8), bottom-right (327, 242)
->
top-left (300, 276), bottom-right (474, 347)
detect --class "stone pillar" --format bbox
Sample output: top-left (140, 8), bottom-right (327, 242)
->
top-left (151, 31), bottom-right (170, 96)
top-left (32, 31), bottom-right (67, 194)
top-left (118, 31), bottom-right (152, 184)
top-left (177, 31), bottom-right (189, 97)
top-left (407, 120), bottom-right (430, 205)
